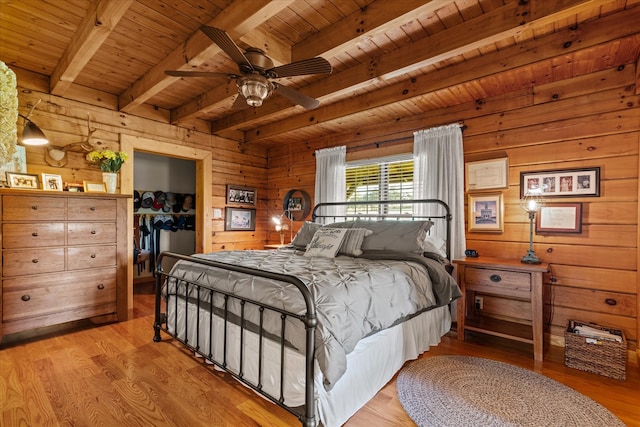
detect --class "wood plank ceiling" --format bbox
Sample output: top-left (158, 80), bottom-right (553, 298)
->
top-left (1, 0), bottom-right (639, 146)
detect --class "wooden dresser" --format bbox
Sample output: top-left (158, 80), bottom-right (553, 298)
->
top-left (453, 257), bottom-right (549, 361)
top-left (0, 189), bottom-right (129, 338)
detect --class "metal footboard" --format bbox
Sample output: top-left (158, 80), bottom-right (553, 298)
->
top-left (153, 252), bottom-right (318, 427)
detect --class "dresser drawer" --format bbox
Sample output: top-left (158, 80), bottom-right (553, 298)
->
top-left (68, 198), bottom-right (116, 221)
top-left (67, 222), bottom-right (116, 245)
top-left (2, 268), bottom-right (117, 322)
top-left (2, 223), bottom-right (65, 248)
top-left (67, 245), bottom-right (116, 269)
top-left (2, 196), bottom-right (66, 221)
top-left (464, 267), bottom-right (531, 298)
top-left (2, 248), bottom-right (65, 276)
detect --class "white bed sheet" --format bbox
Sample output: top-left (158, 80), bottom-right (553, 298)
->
top-left (166, 297), bottom-right (451, 427)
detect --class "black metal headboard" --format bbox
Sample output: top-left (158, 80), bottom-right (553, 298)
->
top-left (312, 199), bottom-right (452, 260)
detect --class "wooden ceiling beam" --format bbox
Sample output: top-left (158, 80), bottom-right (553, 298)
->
top-left (170, 79), bottom-right (237, 124)
top-left (50, 0), bottom-right (133, 96)
top-left (242, 6), bottom-right (640, 143)
top-left (240, 27), bottom-right (291, 66)
top-left (118, 0), bottom-right (295, 113)
top-left (170, 0), bottom-right (444, 125)
top-left (209, 0), bottom-right (611, 133)
top-left (290, 0), bottom-right (448, 62)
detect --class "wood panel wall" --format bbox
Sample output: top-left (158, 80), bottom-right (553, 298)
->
top-left (267, 63), bottom-right (640, 360)
top-left (12, 67), bottom-right (269, 254)
top-left (10, 57), bottom-right (639, 360)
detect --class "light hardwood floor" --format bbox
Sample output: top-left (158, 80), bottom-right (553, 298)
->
top-left (1, 283), bottom-right (638, 426)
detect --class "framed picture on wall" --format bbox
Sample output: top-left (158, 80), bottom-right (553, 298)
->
top-left (536, 202), bottom-right (582, 233)
top-left (226, 184), bottom-right (256, 206)
top-left (465, 157), bottom-right (509, 191)
top-left (520, 167), bottom-right (600, 197)
top-left (225, 207), bottom-right (256, 231)
top-left (468, 193), bottom-right (504, 232)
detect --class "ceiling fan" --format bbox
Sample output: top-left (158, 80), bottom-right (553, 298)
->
top-left (166, 26), bottom-right (332, 109)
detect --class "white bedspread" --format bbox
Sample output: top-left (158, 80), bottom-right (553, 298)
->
top-left (165, 248), bottom-right (459, 390)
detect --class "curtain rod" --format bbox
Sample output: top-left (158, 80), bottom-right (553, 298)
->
top-left (345, 123), bottom-right (467, 154)
top-left (312, 123), bottom-right (467, 156)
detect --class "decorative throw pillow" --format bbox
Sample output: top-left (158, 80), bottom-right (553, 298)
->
top-left (291, 221), bottom-right (321, 248)
top-left (338, 228), bottom-right (373, 257)
top-left (304, 228), bottom-right (348, 258)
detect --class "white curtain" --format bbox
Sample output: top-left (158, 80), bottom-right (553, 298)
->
top-left (314, 146), bottom-right (346, 222)
top-left (413, 123), bottom-right (466, 261)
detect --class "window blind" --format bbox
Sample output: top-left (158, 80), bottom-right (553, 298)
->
top-left (345, 154), bottom-right (414, 216)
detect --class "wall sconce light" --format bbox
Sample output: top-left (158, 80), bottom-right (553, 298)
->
top-left (18, 99), bottom-right (48, 146)
top-left (520, 191), bottom-right (544, 264)
top-left (272, 210), bottom-right (293, 245)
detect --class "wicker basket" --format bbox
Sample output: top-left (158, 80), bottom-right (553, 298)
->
top-left (564, 320), bottom-right (626, 381)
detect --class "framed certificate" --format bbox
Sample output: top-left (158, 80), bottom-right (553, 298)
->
top-left (465, 157), bottom-right (508, 191)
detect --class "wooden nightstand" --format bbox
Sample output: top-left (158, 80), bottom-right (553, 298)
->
top-left (453, 257), bottom-right (549, 361)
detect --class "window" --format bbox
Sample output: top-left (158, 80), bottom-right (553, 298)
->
top-left (345, 155), bottom-right (414, 216)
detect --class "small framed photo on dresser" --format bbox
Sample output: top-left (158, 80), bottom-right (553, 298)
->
top-left (6, 172), bottom-right (39, 189)
top-left (41, 173), bottom-right (63, 191)
top-left (83, 181), bottom-right (107, 193)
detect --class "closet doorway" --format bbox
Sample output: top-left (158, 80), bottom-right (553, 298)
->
top-left (120, 135), bottom-right (212, 318)
top-left (133, 152), bottom-right (195, 285)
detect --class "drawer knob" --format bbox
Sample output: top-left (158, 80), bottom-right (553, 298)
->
top-left (97, 284), bottom-right (105, 290)
top-left (90, 206), bottom-right (96, 211)
top-left (605, 298), bottom-right (617, 306)
top-left (90, 230), bottom-right (97, 234)
top-left (90, 254), bottom-right (96, 258)
top-left (489, 274), bottom-right (502, 282)
top-left (32, 259), bottom-right (39, 264)
top-left (32, 232), bottom-right (38, 237)
top-left (21, 295), bottom-right (31, 302)
top-left (31, 205), bottom-right (38, 210)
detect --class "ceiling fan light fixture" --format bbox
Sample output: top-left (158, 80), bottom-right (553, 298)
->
top-left (237, 75), bottom-right (272, 107)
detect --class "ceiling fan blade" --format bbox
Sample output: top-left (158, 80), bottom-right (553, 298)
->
top-left (274, 83), bottom-right (320, 110)
top-left (270, 57), bottom-right (332, 78)
top-left (165, 70), bottom-right (236, 79)
top-left (200, 26), bottom-right (253, 71)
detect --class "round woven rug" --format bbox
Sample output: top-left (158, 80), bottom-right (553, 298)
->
top-left (397, 356), bottom-right (624, 427)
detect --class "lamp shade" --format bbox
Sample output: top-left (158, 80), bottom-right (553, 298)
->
top-left (520, 191), bottom-right (545, 213)
top-left (237, 75), bottom-right (272, 107)
top-left (21, 120), bottom-right (48, 145)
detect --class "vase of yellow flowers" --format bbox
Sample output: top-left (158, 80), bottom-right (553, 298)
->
top-left (87, 149), bottom-right (128, 194)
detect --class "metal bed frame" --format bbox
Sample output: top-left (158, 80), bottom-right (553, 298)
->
top-left (153, 199), bottom-right (451, 427)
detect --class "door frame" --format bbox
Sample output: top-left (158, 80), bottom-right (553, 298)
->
top-left (120, 134), bottom-right (212, 317)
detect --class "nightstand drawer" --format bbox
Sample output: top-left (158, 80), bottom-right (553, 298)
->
top-left (465, 267), bottom-right (531, 298)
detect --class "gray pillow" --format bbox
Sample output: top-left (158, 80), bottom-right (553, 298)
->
top-left (353, 220), bottom-right (434, 253)
top-left (291, 221), bottom-right (321, 248)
